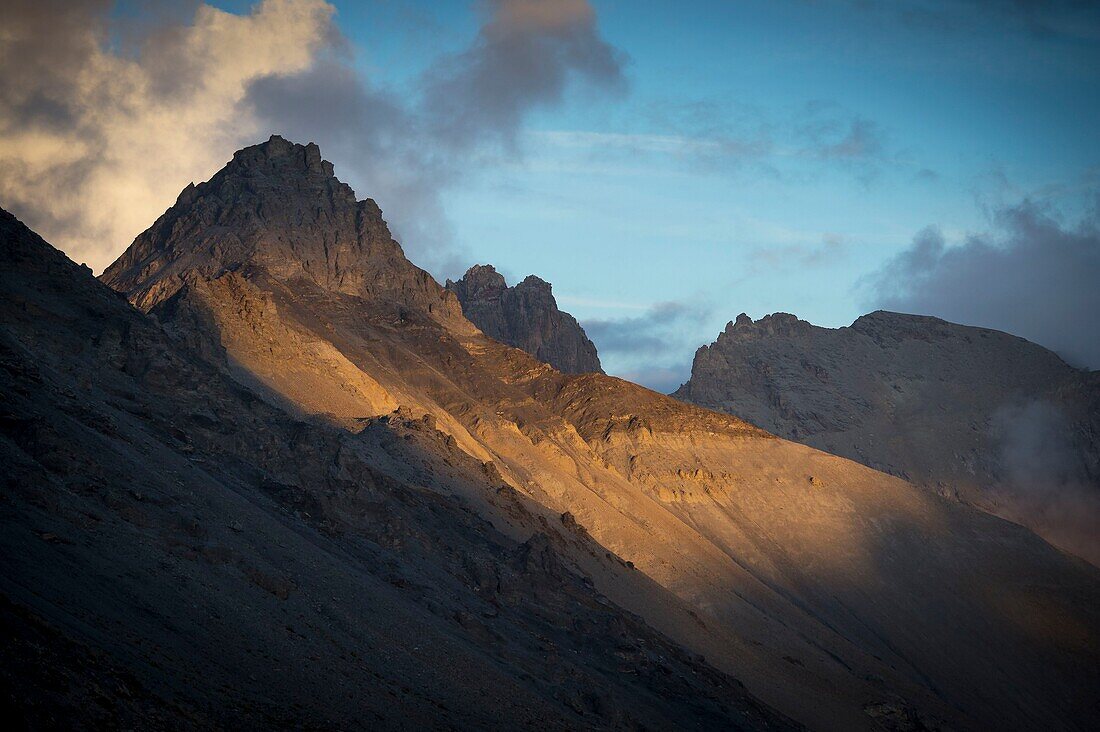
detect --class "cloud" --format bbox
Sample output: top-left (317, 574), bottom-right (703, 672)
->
top-left (583, 301), bottom-right (711, 392)
top-left (421, 0), bottom-right (627, 150)
top-left (747, 234), bottom-right (848, 271)
top-left (0, 0), bottom-right (627, 277)
top-left (803, 117), bottom-right (884, 160)
top-left (614, 366), bottom-right (695, 395)
top-left (532, 99), bottom-right (897, 186)
top-left (862, 197), bottom-right (1100, 368)
top-left (247, 0), bottom-right (625, 277)
top-left (913, 168), bottom-right (940, 183)
top-left (0, 0), bottom-right (337, 272)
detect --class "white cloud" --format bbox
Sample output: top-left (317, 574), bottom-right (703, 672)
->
top-left (0, 0), bottom-right (337, 271)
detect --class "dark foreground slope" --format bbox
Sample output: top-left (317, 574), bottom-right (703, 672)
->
top-left (96, 137), bottom-right (1100, 732)
top-left (446, 264), bottom-right (603, 374)
top-left (674, 312), bottom-right (1100, 564)
top-left (0, 207), bottom-right (794, 729)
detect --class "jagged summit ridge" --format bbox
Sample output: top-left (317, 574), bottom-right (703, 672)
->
top-left (719, 312), bottom-right (812, 339)
top-left (446, 263), bottom-right (603, 374)
top-left (101, 135), bottom-right (461, 322)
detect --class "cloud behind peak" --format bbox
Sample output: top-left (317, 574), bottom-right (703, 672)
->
top-left (862, 197), bottom-right (1100, 368)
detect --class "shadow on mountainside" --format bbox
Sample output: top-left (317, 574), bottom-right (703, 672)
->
top-left (0, 205), bottom-right (802, 730)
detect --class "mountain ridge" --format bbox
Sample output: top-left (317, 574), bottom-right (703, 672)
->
top-left (674, 309), bottom-right (1100, 564)
top-left (1, 204), bottom-right (796, 730)
top-left (30, 135), bottom-right (1093, 730)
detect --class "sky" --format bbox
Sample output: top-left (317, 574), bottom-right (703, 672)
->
top-left (2, 0), bottom-right (1098, 389)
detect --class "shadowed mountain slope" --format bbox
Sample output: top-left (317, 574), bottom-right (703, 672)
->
top-left (446, 264), bottom-right (603, 374)
top-left (674, 311), bottom-right (1100, 565)
top-left (97, 137), bottom-right (1100, 731)
top-left (1, 206), bottom-right (795, 729)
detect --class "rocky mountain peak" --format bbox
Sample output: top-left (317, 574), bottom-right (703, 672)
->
top-left (451, 264), bottom-right (508, 299)
top-left (446, 264), bottom-right (603, 374)
top-left (100, 137), bottom-right (461, 321)
top-left (719, 312), bottom-right (812, 342)
top-left (236, 134), bottom-right (332, 175)
top-left (518, 274), bottom-right (551, 292)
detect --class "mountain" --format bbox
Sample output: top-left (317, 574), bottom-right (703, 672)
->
top-left (0, 207), bottom-right (791, 729)
top-left (673, 311), bottom-right (1100, 565)
top-left (12, 135), bottom-right (1098, 730)
top-left (446, 264), bottom-right (603, 374)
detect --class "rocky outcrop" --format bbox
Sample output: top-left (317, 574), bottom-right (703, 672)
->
top-left (446, 264), bottom-right (602, 374)
top-left (675, 310), bottom-right (1100, 564)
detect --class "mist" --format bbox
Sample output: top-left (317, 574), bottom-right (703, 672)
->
top-left (991, 399), bottom-right (1100, 565)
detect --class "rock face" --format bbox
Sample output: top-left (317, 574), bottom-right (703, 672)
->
top-left (6, 137), bottom-right (1100, 730)
top-left (446, 264), bottom-right (602, 374)
top-left (674, 310), bottom-right (1100, 564)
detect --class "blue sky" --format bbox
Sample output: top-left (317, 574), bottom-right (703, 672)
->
top-left (311, 1), bottom-right (1100, 387)
top-left (13, 0), bottom-right (1100, 387)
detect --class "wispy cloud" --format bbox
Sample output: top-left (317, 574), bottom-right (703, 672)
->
top-left (583, 300), bottom-right (712, 392)
top-left (531, 130), bottom-right (763, 157)
top-left (747, 234), bottom-right (849, 271)
top-left (530, 99), bottom-right (902, 186)
top-left (556, 294), bottom-right (650, 311)
top-left (992, 399), bottom-right (1100, 566)
top-left (233, 0), bottom-right (627, 277)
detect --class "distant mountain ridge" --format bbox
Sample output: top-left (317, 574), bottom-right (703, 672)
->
top-left (674, 309), bottom-right (1100, 564)
top-left (446, 264), bottom-right (603, 374)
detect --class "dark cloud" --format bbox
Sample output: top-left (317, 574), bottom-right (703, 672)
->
top-left (863, 197), bottom-right (1100, 368)
top-left (585, 301), bottom-right (710, 354)
top-left (614, 365), bottom-right (695, 395)
top-left (583, 301), bottom-right (711, 392)
top-left (421, 0), bottom-right (627, 150)
top-left (0, 0), bottom-right (107, 131)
